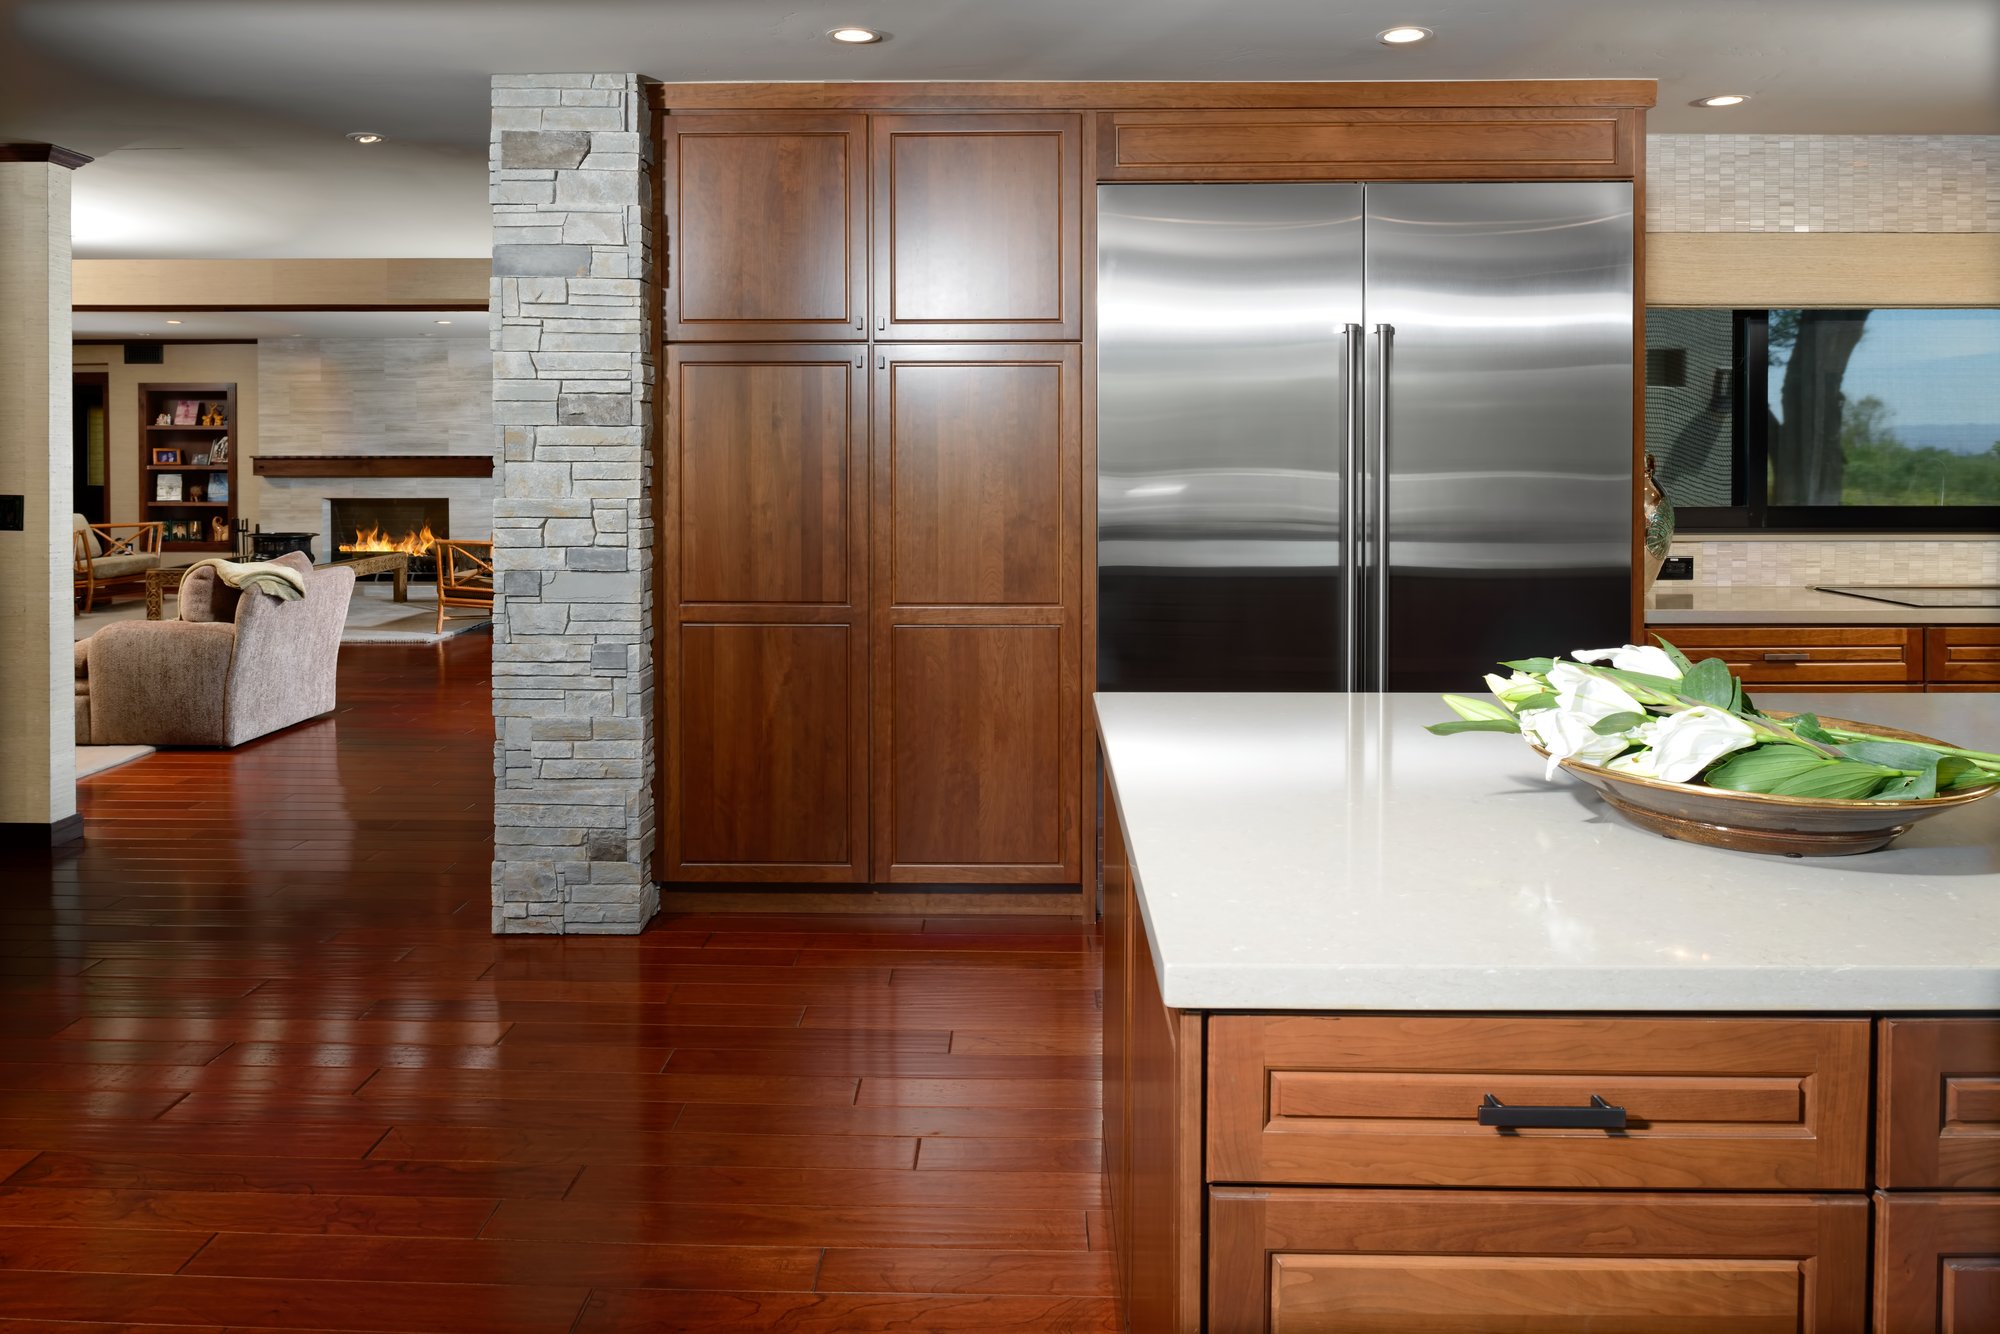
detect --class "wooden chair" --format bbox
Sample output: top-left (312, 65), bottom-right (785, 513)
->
top-left (73, 517), bottom-right (164, 612)
top-left (433, 539), bottom-right (494, 633)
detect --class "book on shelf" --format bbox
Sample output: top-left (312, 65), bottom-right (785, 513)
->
top-left (154, 473), bottom-right (183, 502)
top-left (208, 473), bottom-right (229, 503)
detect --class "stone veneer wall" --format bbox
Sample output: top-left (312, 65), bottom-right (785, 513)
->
top-left (488, 73), bottom-right (658, 934)
top-left (1646, 134), bottom-right (2000, 233)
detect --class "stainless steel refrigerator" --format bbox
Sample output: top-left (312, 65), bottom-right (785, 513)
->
top-left (1097, 181), bottom-right (1634, 692)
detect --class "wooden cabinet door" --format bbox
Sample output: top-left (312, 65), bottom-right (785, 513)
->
top-left (872, 114), bottom-right (1081, 341)
top-left (664, 112), bottom-right (868, 341)
top-left (872, 345), bottom-right (1080, 881)
top-left (1212, 1188), bottom-right (1869, 1333)
top-left (1928, 627), bottom-right (2000, 687)
top-left (1875, 1193), bottom-right (2000, 1333)
top-left (1879, 1018), bottom-right (2000, 1190)
top-left (665, 345), bottom-right (869, 880)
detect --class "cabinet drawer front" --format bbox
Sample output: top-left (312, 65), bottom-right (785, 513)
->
top-left (1928, 627), bottom-right (2000, 685)
top-left (1878, 1018), bottom-right (2000, 1189)
top-left (1874, 1193), bottom-right (2000, 1333)
top-left (1208, 1016), bottom-right (1869, 1190)
top-left (1212, 1188), bottom-right (1868, 1334)
top-left (1098, 107), bottom-right (1638, 182)
top-left (1658, 626), bottom-right (1923, 685)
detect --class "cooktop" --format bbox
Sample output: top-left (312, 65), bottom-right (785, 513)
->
top-left (1815, 584), bottom-right (2000, 609)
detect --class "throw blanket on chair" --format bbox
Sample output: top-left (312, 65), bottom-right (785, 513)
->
top-left (178, 558), bottom-right (309, 602)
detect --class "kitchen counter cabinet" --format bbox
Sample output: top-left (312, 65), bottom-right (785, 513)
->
top-left (1096, 692), bottom-right (2000, 1332)
top-left (1645, 623), bottom-right (2000, 693)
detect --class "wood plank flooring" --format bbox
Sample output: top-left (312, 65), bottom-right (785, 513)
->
top-left (3, 636), bottom-right (1117, 1332)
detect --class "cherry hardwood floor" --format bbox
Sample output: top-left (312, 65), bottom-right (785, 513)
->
top-left (3, 637), bottom-right (1117, 1332)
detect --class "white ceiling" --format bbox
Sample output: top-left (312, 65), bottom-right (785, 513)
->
top-left (3, 0), bottom-right (1995, 261)
top-left (72, 310), bottom-right (489, 340)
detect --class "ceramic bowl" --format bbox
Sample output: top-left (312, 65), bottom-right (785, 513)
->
top-left (1548, 716), bottom-right (1999, 856)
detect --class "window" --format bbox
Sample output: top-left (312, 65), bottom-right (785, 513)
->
top-left (1645, 308), bottom-right (2000, 530)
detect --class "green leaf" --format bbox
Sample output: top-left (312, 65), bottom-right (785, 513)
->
top-left (1652, 635), bottom-right (1697, 677)
top-left (1591, 711), bottom-right (1647, 735)
top-left (1442, 694), bottom-right (1514, 723)
top-left (1512, 691), bottom-right (1561, 714)
top-left (1500, 657), bottom-right (1556, 676)
top-left (1841, 739), bottom-right (1946, 771)
top-left (1679, 657), bottom-right (1737, 709)
top-left (1427, 718), bottom-right (1522, 736)
top-left (1937, 758), bottom-right (1997, 791)
top-left (1704, 745), bottom-right (1833, 793)
top-left (1870, 759), bottom-right (1939, 802)
top-left (1786, 713), bottom-right (1841, 746)
top-left (1766, 761), bottom-right (1897, 800)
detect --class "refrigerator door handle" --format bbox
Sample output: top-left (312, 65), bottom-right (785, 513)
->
top-left (1340, 323), bottom-right (1364, 692)
top-left (1371, 323), bottom-right (1394, 688)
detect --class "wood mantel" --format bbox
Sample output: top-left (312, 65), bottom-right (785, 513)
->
top-left (252, 455), bottom-right (493, 478)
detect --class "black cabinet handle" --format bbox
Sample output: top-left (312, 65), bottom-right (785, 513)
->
top-left (1477, 1093), bottom-right (1627, 1131)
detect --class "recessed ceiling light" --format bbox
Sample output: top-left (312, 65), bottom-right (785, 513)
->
top-left (434, 319), bottom-right (453, 325)
top-left (828, 26), bottom-right (884, 43)
top-left (1692, 94), bottom-right (1750, 108)
top-left (165, 319), bottom-right (183, 325)
top-left (346, 131), bottom-right (386, 145)
top-left (1378, 25), bottom-right (1433, 44)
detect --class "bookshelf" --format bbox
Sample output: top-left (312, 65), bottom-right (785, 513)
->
top-left (138, 382), bottom-right (239, 553)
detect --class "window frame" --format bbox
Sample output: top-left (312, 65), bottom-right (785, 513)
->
top-left (1671, 307), bottom-right (2000, 533)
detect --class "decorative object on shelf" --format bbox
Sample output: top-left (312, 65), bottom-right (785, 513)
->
top-left (211, 516), bottom-right (231, 544)
top-left (191, 452), bottom-right (210, 466)
top-left (1642, 454), bottom-right (1675, 591)
top-left (207, 473), bottom-right (228, 503)
top-left (1429, 641), bottom-right (2000, 855)
top-left (209, 437), bottom-right (229, 463)
top-left (199, 405), bottom-right (225, 427)
top-left (153, 413), bottom-right (171, 426)
top-left (151, 447), bottom-right (180, 466)
top-left (154, 473), bottom-right (183, 502)
top-left (187, 484), bottom-right (205, 503)
top-left (172, 400), bottom-right (197, 425)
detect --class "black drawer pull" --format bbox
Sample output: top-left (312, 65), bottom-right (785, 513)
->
top-left (1477, 1093), bottom-right (1627, 1131)
top-left (1761, 651), bottom-right (1812, 662)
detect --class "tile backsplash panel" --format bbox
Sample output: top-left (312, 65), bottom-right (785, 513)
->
top-left (1646, 135), bottom-right (2000, 233)
top-left (1668, 539), bottom-right (2000, 588)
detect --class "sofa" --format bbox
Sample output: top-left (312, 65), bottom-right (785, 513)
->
top-left (75, 553), bottom-right (357, 747)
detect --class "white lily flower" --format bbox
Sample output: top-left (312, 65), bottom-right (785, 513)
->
top-left (1545, 662), bottom-right (1646, 726)
top-left (1572, 644), bottom-right (1683, 680)
top-left (1482, 671), bottom-right (1546, 710)
top-left (1612, 705), bottom-right (1757, 784)
top-left (1520, 708), bottom-right (1635, 779)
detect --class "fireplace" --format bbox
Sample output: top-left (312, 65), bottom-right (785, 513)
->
top-left (328, 497), bottom-right (448, 580)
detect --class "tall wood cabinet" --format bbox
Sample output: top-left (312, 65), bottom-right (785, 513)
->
top-left (659, 109), bottom-right (1084, 885)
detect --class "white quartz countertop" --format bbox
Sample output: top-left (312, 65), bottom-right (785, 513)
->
top-left (1647, 585), bottom-right (2000, 625)
top-left (1095, 691), bottom-right (2000, 1014)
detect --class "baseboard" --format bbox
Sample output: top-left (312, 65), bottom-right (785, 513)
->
top-left (658, 882), bottom-right (1085, 917)
top-left (0, 814), bottom-right (84, 848)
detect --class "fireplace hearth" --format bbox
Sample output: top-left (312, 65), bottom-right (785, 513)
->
top-left (328, 498), bottom-right (448, 580)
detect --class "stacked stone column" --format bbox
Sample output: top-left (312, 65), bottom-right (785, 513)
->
top-left (488, 75), bottom-right (657, 933)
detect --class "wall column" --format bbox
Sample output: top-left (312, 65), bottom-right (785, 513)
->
top-left (0, 145), bottom-right (89, 846)
top-left (488, 76), bottom-right (658, 933)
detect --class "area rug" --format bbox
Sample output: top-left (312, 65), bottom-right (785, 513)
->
top-left (75, 744), bottom-right (155, 778)
top-left (74, 582), bottom-right (490, 646)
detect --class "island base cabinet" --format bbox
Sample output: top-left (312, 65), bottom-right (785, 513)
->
top-left (1874, 1193), bottom-right (2000, 1333)
top-left (1210, 1188), bottom-right (1869, 1333)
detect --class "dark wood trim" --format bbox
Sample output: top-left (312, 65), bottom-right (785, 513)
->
top-left (0, 814), bottom-right (84, 847)
top-left (651, 80), bottom-right (1658, 112)
top-left (73, 370), bottom-right (111, 521)
top-left (73, 303), bottom-right (490, 313)
top-left (251, 455), bottom-right (494, 479)
top-left (0, 142), bottom-right (92, 169)
top-left (72, 339), bottom-right (260, 346)
top-left (1077, 112), bottom-right (1101, 920)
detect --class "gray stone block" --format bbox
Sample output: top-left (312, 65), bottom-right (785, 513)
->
top-left (566, 547), bottom-right (628, 572)
top-left (501, 130), bottom-right (592, 169)
top-left (492, 244), bottom-right (594, 278)
top-left (558, 394), bottom-right (631, 425)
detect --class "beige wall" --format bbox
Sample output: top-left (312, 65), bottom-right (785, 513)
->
top-left (71, 342), bottom-right (260, 529)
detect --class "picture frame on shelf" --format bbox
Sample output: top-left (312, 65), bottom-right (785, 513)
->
top-left (172, 401), bottom-right (198, 425)
top-left (207, 473), bottom-right (229, 503)
top-left (151, 447), bottom-right (181, 466)
top-left (209, 437), bottom-right (230, 463)
top-left (155, 473), bottom-right (182, 502)
top-left (191, 452), bottom-right (210, 466)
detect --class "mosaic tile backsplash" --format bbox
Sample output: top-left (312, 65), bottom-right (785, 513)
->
top-left (1667, 539), bottom-right (2000, 588)
top-left (1647, 135), bottom-right (2000, 233)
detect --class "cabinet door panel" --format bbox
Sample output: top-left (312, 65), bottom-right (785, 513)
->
top-left (874, 114), bottom-right (1080, 340)
top-left (665, 112), bottom-right (868, 341)
top-left (885, 625), bottom-right (1064, 875)
top-left (1879, 1018), bottom-right (2000, 1189)
top-left (885, 355), bottom-right (1069, 607)
top-left (1212, 1188), bottom-right (1867, 1334)
top-left (672, 350), bottom-right (862, 605)
top-left (1928, 626), bottom-right (2000, 685)
top-left (1875, 1193), bottom-right (2000, 1333)
top-left (675, 623), bottom-right (864, 878)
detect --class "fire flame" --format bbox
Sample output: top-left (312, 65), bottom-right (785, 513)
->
top-left (341, 522), bottom-right (438, 556)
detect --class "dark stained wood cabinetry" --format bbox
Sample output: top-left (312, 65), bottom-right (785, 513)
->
top-left (663, 113), bottom-right (868, 341)
top-left (1875, 1193), bottom-right (2000, 1333)
top-left (1928, 627), bottom-right (2000, 689)
top-left (873, 114), bottom-right (1081, 340)
top-left (873, 345), bottom-right (1082, 881)
top-left (663, 345), bottom-right (869, 880)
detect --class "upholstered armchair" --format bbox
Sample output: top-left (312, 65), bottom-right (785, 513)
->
top-left (72, 516), bottom-right (163, 611)
top-left (75, 553), bottom-right (357, 747)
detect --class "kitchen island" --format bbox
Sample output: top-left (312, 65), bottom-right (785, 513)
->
top-left (1095, 691), bottom-right (2000, 1332)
